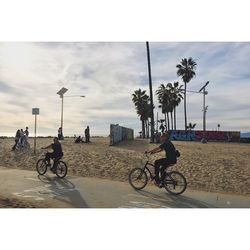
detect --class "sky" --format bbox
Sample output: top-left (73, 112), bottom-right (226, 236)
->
top-left (0, 42), bottom-right (250, 137)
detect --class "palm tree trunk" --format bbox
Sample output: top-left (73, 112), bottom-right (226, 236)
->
top-left (170, 111), bottom-right (173, 131)
top-left (184, 82), bottom-right (187, 131)
top-left (167, 112), bottom-right (170, 132)
top-left (174, 107), bottom-right (176, 130)
top-left (164, 113), bottom-right (167, 131)
top-left (146, 120), bottom-right (149, 138)
top-left (142, 120), bottom-right (145, 138)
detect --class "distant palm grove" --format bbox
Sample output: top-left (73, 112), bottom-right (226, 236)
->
top-left (132, 57), bottom-right (197, 138)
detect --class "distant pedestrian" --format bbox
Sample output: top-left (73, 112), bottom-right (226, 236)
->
top-left (12, 129), bottom-right (21, 151)
top-left (58, 127), bottom-right (63, 140)
top-left (85, 126), bottom-right (90, 143)
top-left (24, 127), bottom-right (29, 137)
top-left (159, 122), bottom-right (165, 133)
top-left (23, 126), bottom-right (29, 147)
top-left (20, 129), bottom-right (25, 146)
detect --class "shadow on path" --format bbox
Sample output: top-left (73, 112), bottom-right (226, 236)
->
top-left (37, 174), bottom-right (89, 208)
top-left (135, 189), bottom-right (216, 208)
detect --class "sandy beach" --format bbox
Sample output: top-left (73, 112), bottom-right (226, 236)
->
top-left (0, 137), bottom-right (250, 196)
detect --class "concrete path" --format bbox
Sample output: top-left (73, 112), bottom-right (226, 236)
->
top-left (0, 167), bottom-right (250, 208)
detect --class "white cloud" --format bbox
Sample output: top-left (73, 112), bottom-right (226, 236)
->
top-left (0, 42), bottom-right (250, 136)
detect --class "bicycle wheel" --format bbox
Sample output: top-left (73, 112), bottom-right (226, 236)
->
top-left (163, 171), bottom-right (187, 195)
top-left (56, 161), bottom-right (68, 178)
top-left (128, 168), bottom-right (148, 190)
top-left (36, 159), bottom-right (47, 175)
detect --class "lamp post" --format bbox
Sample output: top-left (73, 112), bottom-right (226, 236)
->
top-left (199, 81), bottom-right (210, 142)
top-left (57, 87), bottom-right (85, 138)
top-left (180, 81), bottom-right (210, 142)
top-left (57, 87), bottom-right (68, 138)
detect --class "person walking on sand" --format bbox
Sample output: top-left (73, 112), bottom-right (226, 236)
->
top-left (146, 132), bottom-right (177, 187)
top-left (12, 129), bottom-right (21, 151)
top-left (159, 122), bottom-right (165, 133)
top-left (23, 126), bottom-right (29, 147)
top-left (85, 125), bottom-right (90, 143)
top-left (58, 127), bottom-right (63, 140)
top-left (20, 129), bottom-right (25, 147)
top-left (41, 137), bottom-right (64, 172)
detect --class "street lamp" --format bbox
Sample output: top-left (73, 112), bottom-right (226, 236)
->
top-left (199, 81), bottom-right (209, 142)
top-left (57, 87), bottom-right (68, 137)
top-left (57, 87), bottom-right (85, 138)
top-left (180, 81), bottom-right (210, 142)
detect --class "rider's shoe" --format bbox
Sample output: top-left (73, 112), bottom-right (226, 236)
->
top-left (50, 167), bottom-right (56, 173)
top-left (154, 180), bottom-right (163, 188)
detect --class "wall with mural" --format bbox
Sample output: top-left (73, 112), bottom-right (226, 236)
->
top-left (110, 124), bottom-right (134, 145)
top-left (169, 130), bottom-right (240, 142)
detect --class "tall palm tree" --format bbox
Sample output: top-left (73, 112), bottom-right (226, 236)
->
top-left (156, 84), bottom-right (173, 131)
top-left (169, 81), bottom-right (183, 130)
top-left (132, 89), bottom-right (150, 138)
top-left (176, 57), bottom-right (197, 131)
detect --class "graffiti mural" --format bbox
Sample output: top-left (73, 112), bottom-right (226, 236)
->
top-left (169, 130), bottom-right (240, 142)
top-left (110, 124), bottom-right (134, 145)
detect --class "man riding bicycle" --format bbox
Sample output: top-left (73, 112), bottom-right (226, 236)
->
top-left (41, 137), bottom-right (64, 172)
top-left (147, 132), bottom-right (177, 187)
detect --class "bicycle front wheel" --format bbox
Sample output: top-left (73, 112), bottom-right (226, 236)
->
top-left (163, 171), bottom-right (187, 195)
top-left (128, 168), bottom-right (148, 190)
top-left (56, 161), bottom-right (68, 178)
top-left (36, 159), bottom-right (47, 175)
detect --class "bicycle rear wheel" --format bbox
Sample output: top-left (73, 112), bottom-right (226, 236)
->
top-left (56, 161), bottom-right (68, 178)
top-left (36, 159), bottom-right (47, 175)
top-left (163, 171), bottom-right (187, 195)
top-left (128, 168), bottom-right (148, 190)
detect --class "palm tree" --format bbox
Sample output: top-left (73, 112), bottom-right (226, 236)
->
top-left (170, 81), bottom-right (183, 130)
top-left (132, 89), bottom-right (150, 138)
top-left (157, 82), bottom-right (183, 132)
top-left (176, 57), bottom-right (197, 131)
top-left (156, 84), bottom-right (173, 131)
top-left (156, 84), bottom-right (168, 130)
top-left (186, 122), bottom-right (196, 131)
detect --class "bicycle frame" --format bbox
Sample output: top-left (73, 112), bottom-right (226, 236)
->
top-left (141, 160), bottom-right (155, 180)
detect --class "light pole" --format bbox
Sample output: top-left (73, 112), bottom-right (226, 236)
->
top-left (57, 87), bottom-right (68, 137)
top-left (57, 87), bottom-right (85, 138)
top-left (199, 81), bottom-right (210, 142)
top-left (180, 81), bottom-right (210, 142)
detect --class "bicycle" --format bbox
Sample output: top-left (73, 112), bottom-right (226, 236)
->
top-left (36, 152), bottom-right (68, 178)
top-left (128, 152), bottom-right (187, 195)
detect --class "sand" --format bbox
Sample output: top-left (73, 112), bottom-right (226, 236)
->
top-left (0, 137), bottom-right (250, 196)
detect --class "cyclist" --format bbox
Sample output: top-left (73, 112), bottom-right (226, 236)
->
top-left (41, 137), bottom-right (64, 171)
top-left (147, 132), bottom-right (177, 187)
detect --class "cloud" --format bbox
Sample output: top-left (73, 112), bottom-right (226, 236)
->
top-left (0, 42), bottom-right (250, 136)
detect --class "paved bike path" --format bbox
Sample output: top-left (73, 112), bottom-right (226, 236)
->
top-left (1, 167), bottom-right (250, 208)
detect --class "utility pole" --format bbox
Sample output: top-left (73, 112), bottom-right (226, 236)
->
top-left (199, 81), bottom-right (210, 142)
top-left (146, 41), bottom-right (155, 143)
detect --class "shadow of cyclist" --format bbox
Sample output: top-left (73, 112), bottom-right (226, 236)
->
top-left (135, 189), bottom-right (216, 208)
top-left (37, 174), bottom-right (89, 208)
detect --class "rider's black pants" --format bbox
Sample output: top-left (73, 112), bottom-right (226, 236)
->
top-left (154, 158), bottom-right (176, 184)
top-left (45, 152), bottom-right (62, 165)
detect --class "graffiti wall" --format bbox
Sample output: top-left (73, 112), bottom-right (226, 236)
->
top-left (110, 124), bottom-right (134, 145)
top-left (170, 130), bottom-right (240, 142)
